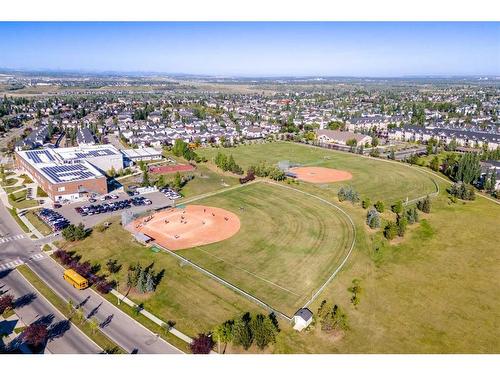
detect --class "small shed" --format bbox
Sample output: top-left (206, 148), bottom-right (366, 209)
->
top-left (293, 308), bottom-right (313, 331)
top-left (134, 232), bottom-right (153, 244)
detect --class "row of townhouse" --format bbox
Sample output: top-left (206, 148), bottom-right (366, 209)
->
top-left (388, 126), bottom-right (500, 151)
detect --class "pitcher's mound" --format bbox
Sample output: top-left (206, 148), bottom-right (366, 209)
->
top-left (290, 166), bottom-right (352, 184)
top-left (128, 205), bottom-right (240, 250)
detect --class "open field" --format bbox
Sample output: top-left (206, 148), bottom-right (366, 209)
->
top-left (59, 218), bottom-right (267, 338)
top-left (175, 182), bottom-right (354, 316)
top-left (58, 143), bottom-right (499, 353)
top-left (198, 142), bottom-right (437, 204)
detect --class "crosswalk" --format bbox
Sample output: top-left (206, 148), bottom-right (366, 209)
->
top-left (0, 253), bottom-right (46, 271)
top-left (0, 258), bottom-right (24, 271)
top-left (0, 234), bottom-right (25, 244)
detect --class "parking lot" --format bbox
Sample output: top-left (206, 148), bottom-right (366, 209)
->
top-left (56, 191), bottom-right (174, 228)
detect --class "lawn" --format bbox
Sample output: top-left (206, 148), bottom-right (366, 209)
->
top-left (56, 143), bottom-right (500, 353)
top-left (8, 189), bottom-right (39, 209)
top-left (198, 142), bottom-right (437, 205)
top-left (59, 219), bottom-right (267, 338)
top-left (176, 181), bottom-right (354, 316)
top-left (3, 185), bottom-right (25, 194)
top-left (24, 210), bottom-right (52, 236)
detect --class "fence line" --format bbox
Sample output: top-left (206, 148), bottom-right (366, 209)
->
top-left (153, 243), bottom-right (293, 322)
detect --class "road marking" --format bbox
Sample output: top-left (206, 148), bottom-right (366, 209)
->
top-left (0, 234), bottom-right (26, 243)
top-left (0, 258), bottom-right (24, 271)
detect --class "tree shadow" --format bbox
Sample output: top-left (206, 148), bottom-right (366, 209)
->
top-left (47, 319), bottom-right (71, 341)
top-left (33, 313), bottom-right (55, 327)
top-left (77, 296), bottom-right (90, 309)
top-left (86, 302), bottom-right (102, 319)
top-left (91, 263), bottom-right (101, 274)
top-left (99, 314), bottom-right (114, 329)
top-left (153, 269), bottom-right (165, 289)
top-left (0, 269), bottom-right (13, 280)
top-left (13, 292), bottom-right (37, 309)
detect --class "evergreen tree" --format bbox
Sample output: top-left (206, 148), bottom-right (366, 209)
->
top-left (250, 314), bottom-right (277, 350)
top-left (137, 269), bottom-right (146, 293)
top-left (145, 270), bottom-right (155, 292)
top-left (232, 313), bottom-right (253, 350)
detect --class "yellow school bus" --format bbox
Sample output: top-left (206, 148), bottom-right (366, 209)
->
top-left (63, 269), bottom-right (88, 290)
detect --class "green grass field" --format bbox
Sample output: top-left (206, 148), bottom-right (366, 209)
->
top-left (60, 219), bottom-right (266, 338)
top-left (57, 142), bottom-right (500, 353)
top-left (176, 181), bottom-right (353, 316)
top-left (24, 210), bottom-right (52, 236)
top-left (198, 142), bottom-right (437, 204)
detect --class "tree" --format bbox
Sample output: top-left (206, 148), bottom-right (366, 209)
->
top-left (172, 171), bottom-right (182, 190)
top-left (141, 169), bottom-right (150, 187)
top-left (251, 314), bottom-right (278, 350)
top-left (361, 197), bottom-right (371, 209)
top-left (232, 313), bottom-right (253, 350)
top-left (429, 156), bottom-right (440, 172)
top-left (417, 195), bottom-right (432, 213)
top-left (452, 152), bottom-right (482, 184)
top-left (106, 259), bottom-right (121, 274)
top-left (371, 137), bottom-right (379, 147)
top-left (366, 208), bottom-right (381, 229)
top-left (213, 320), bottom-right (234, 354)
top-left (189, 333), bottom-right (214, 354)
top-left (318, 303), bottom-right (348, 332)
top-left (374, 200), bottom-right (385, 213)
top-left (448, 182), bottom-right (476, 201)
top-left (338, 186), bottom-right (360, 204)
top-left (384, 221), bottom-right (398, 240)
top-left (405, 207), bottom-right (419, 224)
top-left (397, 216), bottom-right (408, 237)
top-left (145, 270), bottom-right (155, 292)
top-left (346, 139), bottom-right (358, 147)
top-left (137, 269), bottom-right (146, 293)
top-left (391, 201), bottom-right (403, 215)
top-left (0, 293), bottom-right (14, 314)
top-left (23, 323), bottom-right (48, 349)
top-left (89, 318), bottom-right (100, 334)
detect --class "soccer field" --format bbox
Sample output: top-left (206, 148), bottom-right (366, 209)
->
top-left (198, 142), bottom-right (438, 204)
top-left (175, 181), bottom-right (355, 316)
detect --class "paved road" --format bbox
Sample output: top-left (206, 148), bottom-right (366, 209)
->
top-left (0, 201), bottom-right (182, 354)
top-left (0, 269), bottom-right (102, 354)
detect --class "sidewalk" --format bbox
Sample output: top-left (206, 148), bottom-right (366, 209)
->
top-left (110, 289), bottom-right (193, 345)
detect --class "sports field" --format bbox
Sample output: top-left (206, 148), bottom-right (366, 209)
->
top-left (174, 182), bottom-right (355, 316)
top-left (198, 142), bottom-right (437, 204)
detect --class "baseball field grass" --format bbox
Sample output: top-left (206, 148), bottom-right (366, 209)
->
top-left (176, 181), bottom-right (354, 316)
top-left (198, 141), bottom-right (437, 204)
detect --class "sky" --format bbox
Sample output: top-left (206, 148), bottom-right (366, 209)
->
top-left (0, 22), bottom-right (498, 77)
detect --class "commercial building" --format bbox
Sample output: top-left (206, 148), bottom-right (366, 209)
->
top-left (120, 147), bottom-right (163, 166)
top-left (15, 145), bottom-right (124, 202)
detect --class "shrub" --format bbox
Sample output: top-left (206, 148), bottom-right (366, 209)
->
top-left (391, 201), bottom-right (403, 215)
top-left (374, 200), bottom-right (385, 213)
top-left (361, 197), bottom-right (371, 209)
top-left (405, 207), bottom-right (419, 224)
top-left (189, 333), bottom-right (214, 354)
top-left (366, 208), bottom-right (381, 229)
top-left (448, 182), bottom-right (476, 201)
top-left (417, 195), bottom-right (432, 213)
top-left (383, 221), bottom-right (398, 240)
top-left (338, 186), bottom-right (360, 204)
top-left (0, 294), bottom-right (14, 314)
top-left (397, 216), bottom-right (408, 237)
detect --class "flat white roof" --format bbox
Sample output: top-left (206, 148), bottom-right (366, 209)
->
top-left (120, 147), bottom-right (162, 158)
